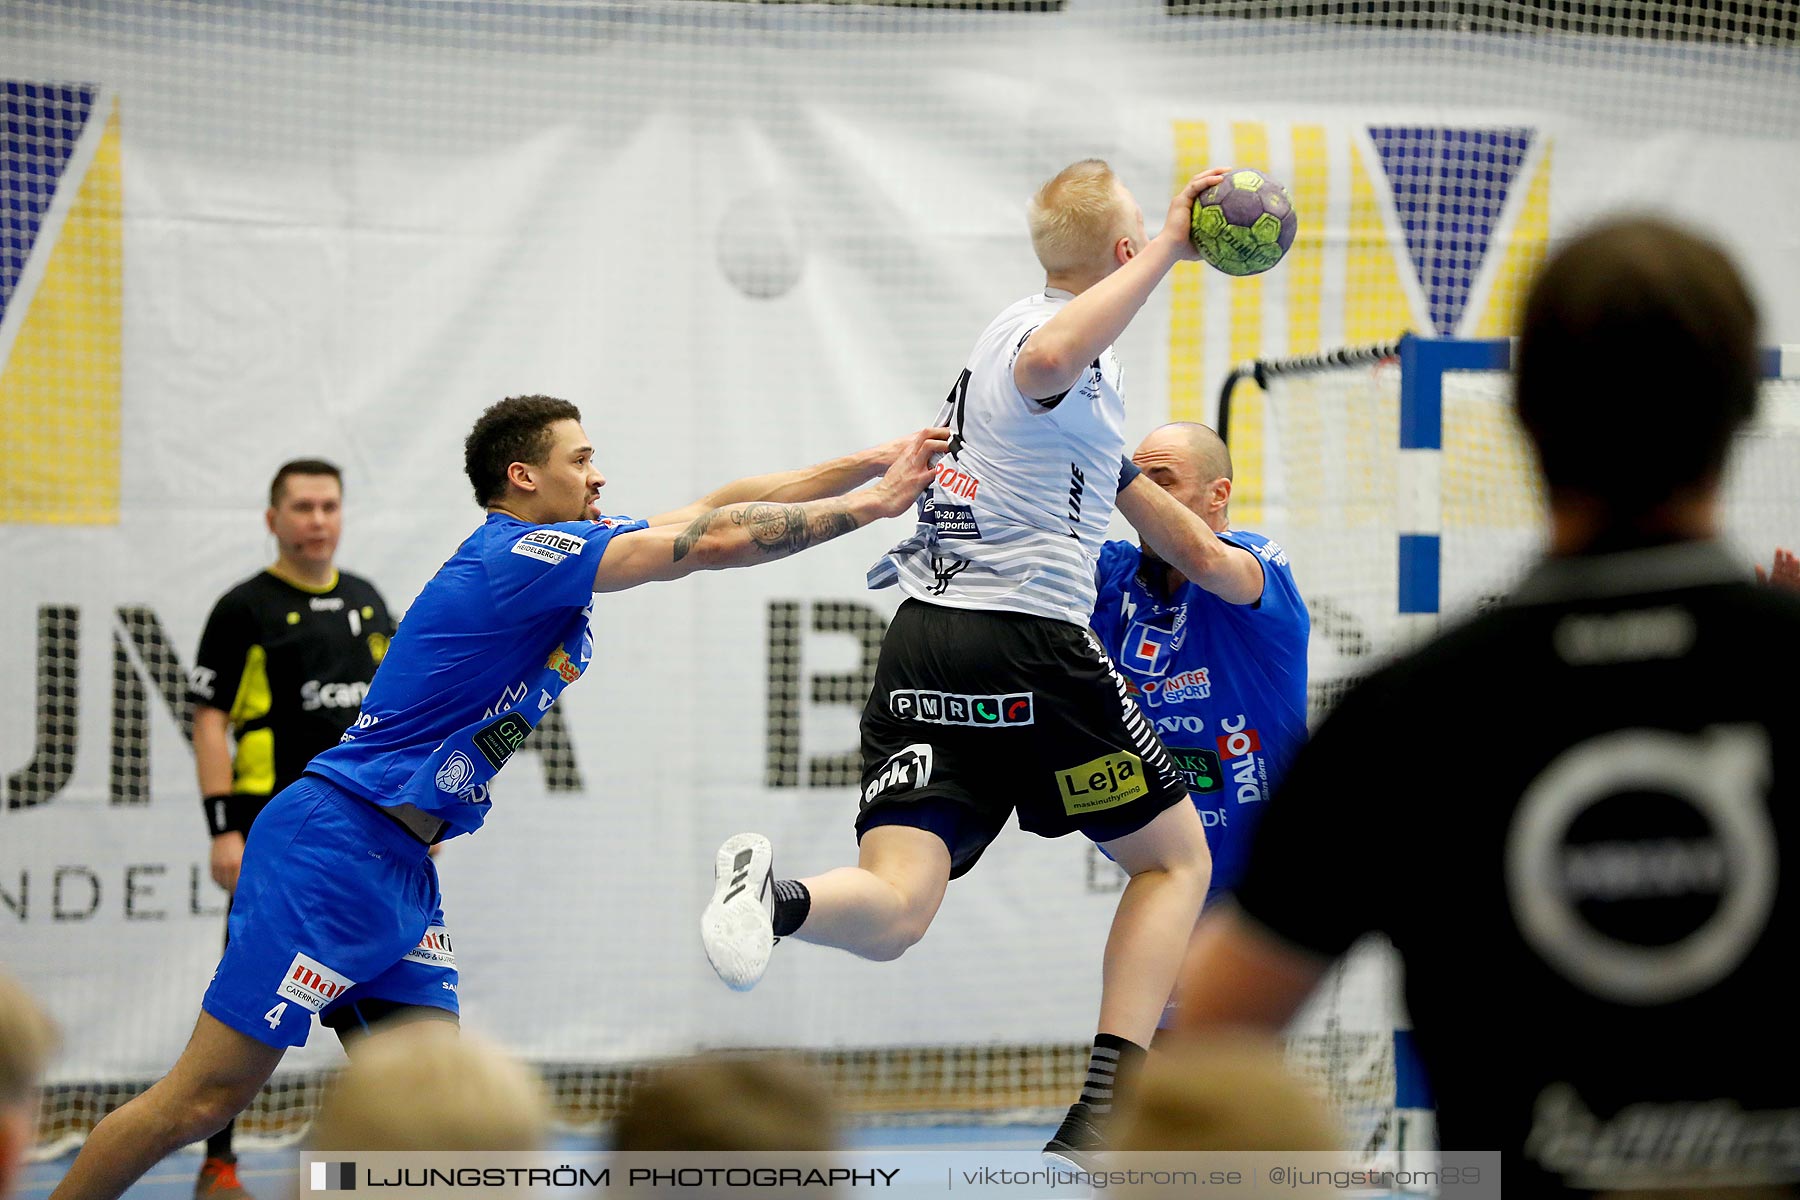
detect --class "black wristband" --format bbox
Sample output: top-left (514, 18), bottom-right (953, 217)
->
top-left (203, 793), bottom-right (256, 838)
top-left (1117, 455), bottom-right (1143, 494)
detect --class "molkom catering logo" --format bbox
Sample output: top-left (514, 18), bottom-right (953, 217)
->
top-left (1, 82), bottom-right (123, 523)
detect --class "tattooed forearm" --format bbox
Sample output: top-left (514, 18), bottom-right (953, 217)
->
top-left (807, 507), bottom-right (861, 548)
top-left (672, 509), bottom-right (718, 563)
top-left (732, 503), bottom-right (812, 556)
top-left (730, 502), bottom-right (861, 558)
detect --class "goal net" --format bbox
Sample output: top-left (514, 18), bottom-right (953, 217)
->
top-left (1228, 336), bottom-right (1800, 1163)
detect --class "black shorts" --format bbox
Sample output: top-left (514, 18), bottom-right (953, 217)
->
top-left (855, 598), bottom-right (1187, 878)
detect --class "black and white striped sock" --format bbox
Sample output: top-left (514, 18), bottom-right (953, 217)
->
top-left (1079, 1033), bottom-right (1146, 1115)
top-left (771, 878), bottom-right (811, 937)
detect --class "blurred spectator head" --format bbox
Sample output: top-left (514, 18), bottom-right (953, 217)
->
top-left (307, 1022), bottom-right (550, 1152)
top-left (0, 970), bottom-right (58, 1200)
top-left (612, 1053), bottom-right (838, 1152)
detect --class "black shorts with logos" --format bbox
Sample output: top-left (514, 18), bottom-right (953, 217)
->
top-left (856, 598), bottom-right (1188, 878)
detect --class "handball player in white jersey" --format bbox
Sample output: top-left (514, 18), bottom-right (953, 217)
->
top-left (704, 160), bottom-right (1256, 1164)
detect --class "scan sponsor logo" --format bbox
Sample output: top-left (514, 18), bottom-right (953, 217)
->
top-left (434, 751), bottom-right (476, 794)
top-left (862, 744), bottom-right (934, 808)
top-left (402, 925), bottom-right (456, 968)
top-left (301, 679), bottom-right (369, 712)
top-left (279, 952), bottom-right (353, 1012)
top-left (888, 690), bottom-right (1033, 727)
top-left (1217, 715), bottom-right (1268, 804)
top-left (1164, 745), bottom-right (1223, 795)
top-left (1056, 750), bottom-right (1148, 816)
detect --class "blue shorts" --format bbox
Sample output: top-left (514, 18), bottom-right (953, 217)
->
top-left (202, 774), bottom-right (458, 1050)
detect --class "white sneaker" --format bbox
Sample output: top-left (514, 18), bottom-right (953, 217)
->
top-left (701, 833), bottom-right (775, 991)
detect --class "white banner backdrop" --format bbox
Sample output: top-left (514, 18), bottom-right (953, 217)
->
top-left (2, 1), bottom-right (1797, 1085)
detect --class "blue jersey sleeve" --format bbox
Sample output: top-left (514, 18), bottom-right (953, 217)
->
top-left (1217, 532), bottom-right (1306, 629)
top-left (483, 515), bottom-right (648, 615)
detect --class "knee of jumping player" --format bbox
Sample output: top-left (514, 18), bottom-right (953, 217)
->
top-left (861, 888), bottom-right (938, 961)
top-left (862, 916), bottom-right (930, 962)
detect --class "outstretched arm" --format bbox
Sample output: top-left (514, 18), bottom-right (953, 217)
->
top-left (647, 428), bottom-right (951, 529)
top-left (593, 429), bottom-right (948, 593)
top-left (1116, 473), bottom-right (1264, 605)
top-left (1014, 169), bottom-right (1228, 401)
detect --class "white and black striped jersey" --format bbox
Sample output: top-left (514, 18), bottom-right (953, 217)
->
top-left (868, 289), bottom-right (1126, 625)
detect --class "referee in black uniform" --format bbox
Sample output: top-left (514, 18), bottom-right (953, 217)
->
top-left (184, 460), bottom-right (393, 1199)
top-left (1171, 219), bottom-right (1800, 1196)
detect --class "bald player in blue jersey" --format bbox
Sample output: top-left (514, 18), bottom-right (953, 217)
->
top-left (51, 395), bottom-right (949, 1200)
top-left (1095, 422), bottom-right (1310, 912)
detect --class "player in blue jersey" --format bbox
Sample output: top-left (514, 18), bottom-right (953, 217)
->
top-left (1093, 422), bottom-right (1309, 916)
top-left (50, 395), bottom-right (948, 1200)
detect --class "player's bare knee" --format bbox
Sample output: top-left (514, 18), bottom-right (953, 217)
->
top-left (158, 1084), bottom-right (248, 1147)
top-left (865, 908), bottom-right (933, 960)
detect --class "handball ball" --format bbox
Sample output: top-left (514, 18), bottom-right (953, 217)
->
top-left (1190, 169), bottom-right (1297, 277)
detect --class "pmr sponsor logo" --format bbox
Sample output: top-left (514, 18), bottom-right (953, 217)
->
top-left (471, 712), bottom-right (530, 770)
top-left (1056, 750), bottom-right (1148, 816)
top-left (862, 743), bottom-right (934, 808)
top-left (547, 646), bottom-right (582, 684)
top-left (1217, 716), bottom-right (1269, 804)
top-left (279, 952), bottom-right (353, 1012)
top-left (510, 528), bottom-right (588, 565)
top-left (1164, 746), bottom-right (1223, 796)
top-left (403, 925), bottom-right (456, 968)
top-left (435, 751), bottom-right (476, 794)
top-left (889, 690), bottom-right (1033, 727)
top-left (301, 679), bottom-right (369, 712)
